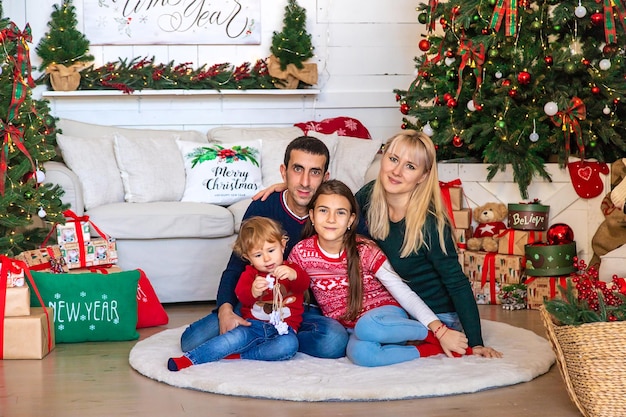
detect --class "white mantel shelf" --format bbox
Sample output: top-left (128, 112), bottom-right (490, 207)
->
top-left (41, 89), bottom-right (320, 98)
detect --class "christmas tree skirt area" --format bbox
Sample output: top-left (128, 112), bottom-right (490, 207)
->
top-left (129, 320), bottom-right (555, 402)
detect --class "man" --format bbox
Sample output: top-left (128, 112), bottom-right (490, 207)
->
top-left (180, 136), bottom-right (349, 359)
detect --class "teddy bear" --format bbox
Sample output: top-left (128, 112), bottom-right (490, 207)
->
top-left (589, 158), bottom-right (626, 268)
top-left (467, 202), bottom-right (508, 252)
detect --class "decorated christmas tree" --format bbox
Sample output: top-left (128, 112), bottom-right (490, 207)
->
top-left (270, 0), bottom-right (314, 70)
top-left (0, 19), bottom-right (66, 256)
top-left (35, 0), bottom-right (93, 71)
top-left (395, 0), bottom-right (626, 197)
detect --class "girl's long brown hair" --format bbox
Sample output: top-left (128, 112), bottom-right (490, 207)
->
top-left (302, 180), bottom-right (364, 321)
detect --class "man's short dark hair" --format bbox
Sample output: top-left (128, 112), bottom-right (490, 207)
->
top-left (284, 136), bottom-right (330, 173)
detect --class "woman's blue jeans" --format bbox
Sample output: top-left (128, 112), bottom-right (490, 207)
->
top-left (181, 304), bottom-right (349, 359)
top-left (185, 319), bottom-right (298, 364)
top-left (346, 305), bottom-right (462, 367)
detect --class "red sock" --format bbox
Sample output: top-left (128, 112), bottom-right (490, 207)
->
top-left (224, 353), bottom-right (241, 360)
top-left (415, 331), bottom-right (474, 358)
top-left (167, 355), bottom-right (193, 371)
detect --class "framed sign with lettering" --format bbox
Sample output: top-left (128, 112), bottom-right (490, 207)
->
top-left (84, 0), bottom-right (261, 45)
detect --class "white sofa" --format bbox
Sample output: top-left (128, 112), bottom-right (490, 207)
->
top-left (44, 119), bottom-right (383, 303)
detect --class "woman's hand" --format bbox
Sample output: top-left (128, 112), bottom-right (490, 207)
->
top-left (471, 345), bottom-right (503, 358)
top-left (217, 303), bottom-right (251, 334)
top-left (437, 328), bottom-right (469, 357)
top-left (251, 182), bottom-right (287, 201)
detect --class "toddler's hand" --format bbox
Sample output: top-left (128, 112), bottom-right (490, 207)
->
top-left (272, 265), bottom-right (297, 281)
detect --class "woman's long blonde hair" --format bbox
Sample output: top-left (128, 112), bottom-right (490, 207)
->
top-left (366, 130), bottom-right (451, 257)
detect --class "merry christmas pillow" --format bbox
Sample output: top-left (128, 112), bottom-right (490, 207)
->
top-left (177, 139), bottom-right (263, 205)
top-left (29, 270), bottom-right (140, 343)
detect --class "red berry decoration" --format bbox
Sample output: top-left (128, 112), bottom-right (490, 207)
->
top-left (544, 56), bottom-right (553, 66)
top-left (446, 98), bottom-right (458, 108)
top-left (418, 39), bottom-right (431, 52)
top-left (547, 223), bottom-right (574, 245)
top-left (603, 43), bottom-right (618, 55)
top-left (452, 135), bottom-right (463, 147)
top-left (517, 71), bottom-right (531, 85)
top-left (400, 102), bottom-right (410, 115)
top-left (591, 12), bottom-right (603, 25)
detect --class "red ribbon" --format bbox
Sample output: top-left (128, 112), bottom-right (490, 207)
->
top-left (428, 0), bottom-right (439, 32)
top-left (0, 256), bottom-right (53, 359)
top-left (0, 121), bottom-right (36, 195)
top-left (490, 0), bottom-right (518, 36)
top-left (456, 39), bottom-right (485, 100)
top-left (603, 0), bottom-right (626, 44)
top-left (3, 23), bottom-right (35, 121)
top-left (440, 179), bottom-right (462, 228)
top-left (480, 252), bottom-right (498, 304)
top-left (550, 97), bottom-right (586, 160)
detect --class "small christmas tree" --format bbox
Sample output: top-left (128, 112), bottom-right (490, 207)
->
top-left (395, 0), bottom-right (626, 198)
top-left (271, 0), bottom-right (314, 70)
top-left (0, 20), bottom-right (66, 256)
top-left (36, 0), bottom-right (94, 71)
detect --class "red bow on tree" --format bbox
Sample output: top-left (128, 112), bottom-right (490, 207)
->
top-left (456, 39), bottom-right (485, 99)
top-left (490, 0), bottom-right (519, 36)
top-left (550, 97), bottom-right (586, 160)
top-left (0, 120), bottom-right (36, 195)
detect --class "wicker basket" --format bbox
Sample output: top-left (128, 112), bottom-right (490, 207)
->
top-left (540, 306), bottom-right (626, 417)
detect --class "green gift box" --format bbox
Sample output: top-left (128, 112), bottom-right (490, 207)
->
top-left (507, 203), bottom-right (550, 231)
top-left (524, 242), bottom-right (577, 277)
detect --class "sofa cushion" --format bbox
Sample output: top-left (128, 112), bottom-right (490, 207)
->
top-left (113, 133), bottom-right (187, 203)
top-left (56, 133), bottom-right (125, 210)
top-left (177, 139), bottom-right (263, 205)
top-left (86, 202), bottom-right (235, 239)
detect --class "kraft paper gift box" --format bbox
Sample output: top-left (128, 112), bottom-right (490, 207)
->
top-left (497, 229), bottom-right (545, 256)
top-left (440, 179), bottom-right (464, 210)
top-left (60, 238), bottom-right (118, 269)
top-left (470, 279), bottom-right (502, 305)
top-left (2, 307), bottom-right (55, 359)
top-left (4, 287), bottom-right (30, 317)
top-left (452, 209), bottom-right (472, 229)
top-left (463, 250), bottom-right (524, 285)
top-left (525, 276), bottom-right (569, 310)
top-left (56, 221), bottom-right (91, 245)
top-left (14, 246), bottom-right (68, 273)
top-left (2, 266), bottom-right (25, 288)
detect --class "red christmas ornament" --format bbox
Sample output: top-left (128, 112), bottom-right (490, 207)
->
top-left (400, 102), bottom-right (410, 114)
top-left (419, 39), bottom-right (431, 52)
top-left (445, 49), bottom-right (455, 58)
top-left (395, 94), bottom-right (401, 102)
top-left (443, 93), bottom-right (453, 102)
top-left (401, 123), bottom-right (407, 129)
top-left (603, 43), bottom-right (618, 55)
top-left (452, 135), bottom-right (463, 147)
top-left (482, 28), bottom-right (490, 35)
top-left (474, 103), bottom-right (483, 111)
top-left (544, 56), bottom-right (553, 66)
top-left (590, 12), bottom-right (603, 26)
top-left (508, 88), bottom-right (518, 98)
top-left (547, 223), bottom-right (574, 245)
top-left (446, 98), bottom-right (458, 108)
top-left (21, 171), bottom-right (36, 184)
top-left (434, 95), bottom-right (441, 105)
top-left (502, 79), bottom-right (511, 87)
top-left (517, 71), bottom-right (531, 85)
top-left (614, 98), bottom-right (621, 105)
top-left (452, 5), bottom-right (461, 15)
top-left (582, 58), bottom-right (591, 67)
top-left (591, 85), bottom-right (601, 94)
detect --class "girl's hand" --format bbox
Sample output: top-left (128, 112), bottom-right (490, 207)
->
top-left (272, 265), bottom-right (297, 281)
top-left (251, 275), bottom-right (270, 298)
top-left (471, 345), bottom-right (503, 358)
top-left (437, 328), bottom-right (469, 357)
top-left (251, 183), bottom-right (287, 201)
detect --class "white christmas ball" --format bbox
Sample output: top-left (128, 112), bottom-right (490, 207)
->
top-left (575, 5), bottom-right (587, 18)
top-left (444, 57), bottom-right (456, 66)
top-left (422, 122), bottom-right (434, 137)
top-left (529, 132), bottom-right (540, 142)
top-left (599, 59), bottom-right (611, 70)
top-left (544, 101), bottom-right (559, 116)
top-left (603, 105), bottom-right (611, 115)
top-left (38, 208), bottom-right (47, 218)
top-left (467, 100), bottom-right (476, 112)
top-left (495, 71), bottom-right (503, 79)
top-left (36, 169), bottom-right (46, 183)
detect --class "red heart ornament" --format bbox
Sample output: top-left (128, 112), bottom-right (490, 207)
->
top-left (577, 166), bottom-right (592, 181)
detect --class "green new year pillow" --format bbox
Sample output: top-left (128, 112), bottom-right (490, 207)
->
top-left (29, 270), bottom-right (140, 343)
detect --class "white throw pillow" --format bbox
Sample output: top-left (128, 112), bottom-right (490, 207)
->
top-left (56, 133), bottom-right (125, 210)
top-left (113, 133), bottom-right (187, 203)
top-left (177, 139), bottom-right (263, 205)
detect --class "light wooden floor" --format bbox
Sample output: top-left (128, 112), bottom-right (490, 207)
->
top-left (1, 304), bottom-right (582, 417)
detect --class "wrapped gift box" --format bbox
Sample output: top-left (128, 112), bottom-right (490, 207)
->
top-left (2, 307), bottom-right (55, 359)
top-left (497, 229), bottom-right (545, 256)
top-left (525, 276), bottom-right (569, 310)
top-left (68, 265), bottom-right (122, 274)
top-left (452, 209), bottom-right (472, 229)
top-left (2, 265), bottom-right (25, 288)
top-left (56, 221), bottom-right (91, 245)
top-left (4, 287), bottom-right (31, 317)
top-left (440, 181), bottom-right (464, 210)
top-left (470, 279), bottom-right (502, 305)
top-left (60, 238), bottom-right (118, 270)
top-left (454, 227), bottom-right (473, 250)
top-left (525, 242), bottom-right (577, 277)
top-left (14, 246), bottom-right (68, 273)
top-left (507, 202), bottom-right (550, 231)
top-left (463, 250), bottom-right (524, 285)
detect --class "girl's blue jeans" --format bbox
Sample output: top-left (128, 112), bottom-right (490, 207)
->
top-left (347, 305), bottom-right (462, 367)
top-left (181, 304), bottom-right (349, 359)
top-left (184, 319), bottom-right (298, 364)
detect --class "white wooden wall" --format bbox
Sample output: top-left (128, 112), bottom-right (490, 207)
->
top-left (4, 0), bottom-right (423, 141)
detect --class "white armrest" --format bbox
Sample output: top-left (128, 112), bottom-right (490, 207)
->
top-left (43, 161), bottom-right (85, 215)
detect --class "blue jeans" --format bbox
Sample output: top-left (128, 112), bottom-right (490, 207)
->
top-left (180, 304), bottom-right (349, 359)
top-left (346, 305), bottom-right (462, 367)
top-left (185, 319), bottom-right (298, 364)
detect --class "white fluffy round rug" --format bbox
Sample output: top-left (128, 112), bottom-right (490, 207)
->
top-left (129, 320), bottom-right (555, 402)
